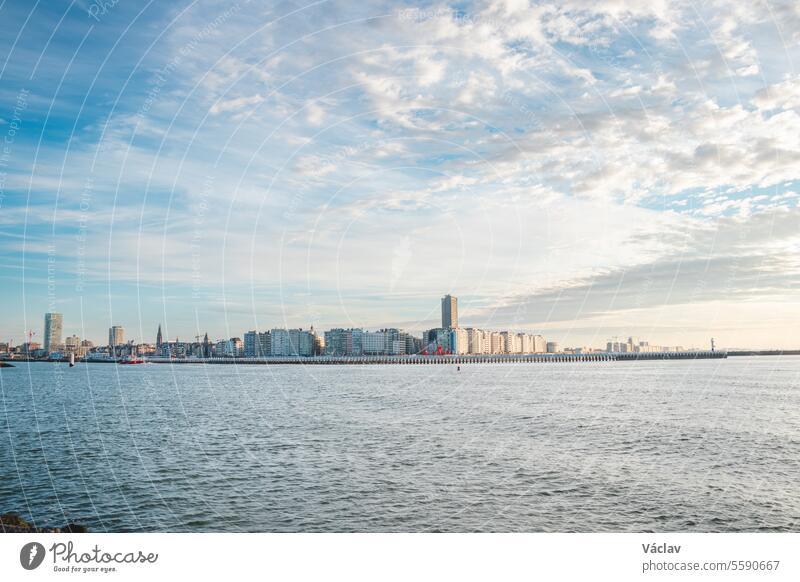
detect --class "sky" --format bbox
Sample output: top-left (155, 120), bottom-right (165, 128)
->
top-left (0, 0), bottom-right (798, 349)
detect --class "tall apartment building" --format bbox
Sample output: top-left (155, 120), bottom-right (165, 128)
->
top-left (441, 295), bottom-right (458, 329)
top-left (423, 328), bottom-right (453, 353)
top-left (244, 331), bottom-right (258, 357)
top-left (405, 335), bottom-right (422, 355)
top-left (43, 312), bottom-right (63, 353)
top-left (270, 329), bottom-right (295, 356)
top-left (108, 325), bottom-right (125, 348)
top-left (451, 327), bottom-right (469, 354)
top-left (360, 328), bottom-right (410, 355)
top-left (490, 332), bottom-right (504, 354)
top-left (312, 332), bottom-right (324, 356)
top-left (466, 328), bottom-right (484, 354)
top-left (271, 329), bottom-right (315, 356)
top-left (223, 337), bottom-right (243, 357)
top-left (297, 330), bottom-right (315, 357)
top-left (258, 331), bottom-right (271, 357)
top-left (324, 328), bottom-right (363, 356)
top-left (501, 331), bottom-right (521, 354)
top-left (390, 336), bottom-right (407, 355)
top-left (362, 331), bottom-right (387, 355)
top-left (243, 331), bottom-right (271, 357)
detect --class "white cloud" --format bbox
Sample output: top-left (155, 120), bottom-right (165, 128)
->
top-left (753, 76), bottom-right (800, 110)
top-left (6, 0), bottom-right (800, 345)
top-left (209, 94), bottom-right (264, 114)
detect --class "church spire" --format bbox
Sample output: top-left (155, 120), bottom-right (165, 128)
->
top-left (156, 324), bottom-right (163, 347)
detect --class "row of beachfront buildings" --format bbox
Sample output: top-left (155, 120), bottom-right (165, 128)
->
top-left (237, 327), bottom-right (559, 358)
top-left (7, 297), bottom-right (690, 361)
top-left (146, 326), bottom-right (560, 359)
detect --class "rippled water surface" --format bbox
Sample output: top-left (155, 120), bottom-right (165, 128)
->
top-left (1, 357), bottom-right (799, 532)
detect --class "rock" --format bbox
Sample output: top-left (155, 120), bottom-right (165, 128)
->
top-left (0, 512), bottom-right (89, 533)
top-left (0, 512), bottom-right (30, 529)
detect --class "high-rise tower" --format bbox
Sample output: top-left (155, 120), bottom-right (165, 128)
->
top-left (109, 326), bottom-right (125, 348)
top-left (43, 312), bottom-right (63, 353)
top-left (441, 295), bottom-right (458, 329)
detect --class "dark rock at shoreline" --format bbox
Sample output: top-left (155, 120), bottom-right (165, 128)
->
top-left (0, 512), bottom-right (88, 533)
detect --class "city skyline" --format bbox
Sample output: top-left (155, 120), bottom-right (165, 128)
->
top-left (4, 297), bottom-right (702, 359)
top-left (1, 2), bottom-right (798, 349)
top-left (3, 299), bottom-right (787, 350)
top-left (8, 300), bottom-right (719, 354)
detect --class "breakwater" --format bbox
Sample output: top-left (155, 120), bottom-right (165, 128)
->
top-left (144, 350), bottom-right (726, 365)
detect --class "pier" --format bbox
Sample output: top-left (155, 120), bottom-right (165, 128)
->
top-left (144, 350), bottom-right (726, 365)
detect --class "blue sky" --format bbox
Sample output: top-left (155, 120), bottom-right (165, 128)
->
top-left (1, 0), bottom-right (799, 348)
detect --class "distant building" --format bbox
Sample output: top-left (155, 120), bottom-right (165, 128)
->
top-left (441, 295), bottom-right (458, 329)
top-left (44, 312), bottom-right (63, 353)
top-left (270, 329), bottom-right (315, 357)
top-left (64, 335), bottom-right (85, 356)
top-left (324, 328), bottom-right (363, 356)
top-left (466, 328), bottom-right (484, 354)
top-left (546, 341), bottom-right (560, 353)
top-left (389, 336), bottom-right (406, 355)
top-left (108, 325), bottom-right (124, 348)
top-left (424, 328), bottom-right (452, 354)
top-left (224, 337), bottom-right (243, 357)
top-left (213, 339), bottom-right (227, 357)
top-left (489, 331), bottom-right (504, 354)
top-left (357, 329), bottom-right (403, 355)
top-left (20, 342), bottom-right (41, 355)
top-left (244, 331), bottom-right (258, 357)
top-left (303, 329), bottom-right (319, 356)
top-left (605, 338), bottom-right (672, 353)
top-left (270, 329), bottom-right (293, 356)
top-left (362, 331), bottom-right (387, 355)
top-left (405, 335), bottom-right (423, 355)
top-left (501, 331), bottom-right (521, 354)
top-left (161, 340), bottom-right (188, 358)
top-left (312, 331), bottom-right (324, 355)
top-left (258, 331), bottom-right (271, 357)
top-left (156, 324), bottom-right (163, 348)
top-left (451, 327), bottom-right (469, 354)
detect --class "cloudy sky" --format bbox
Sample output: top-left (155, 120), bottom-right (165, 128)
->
top-left (1, 0), bottom-right (798, 348)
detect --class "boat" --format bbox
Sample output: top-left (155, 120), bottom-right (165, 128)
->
top-left (85, 352), bottom-right (115, 362)
top-left (118, 355), bottom-right (145, 365)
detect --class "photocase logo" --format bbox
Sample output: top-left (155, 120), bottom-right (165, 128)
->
top-left (20, 542), bottom-right (46, 570)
